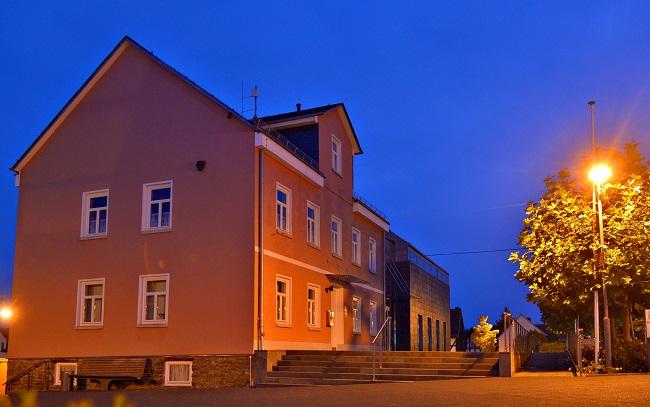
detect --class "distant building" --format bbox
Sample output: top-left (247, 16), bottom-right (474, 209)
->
top-left (449, 307), bottom-right (467, 351)
top-left (385, 231), bottom-right (450, 351)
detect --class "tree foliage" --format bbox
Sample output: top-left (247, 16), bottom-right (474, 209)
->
top-left (510, 141), bottom-right (650, 336)
top-left (471, 316), bottom-right (499, 352)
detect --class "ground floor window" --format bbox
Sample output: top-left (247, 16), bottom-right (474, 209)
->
top-left (54, 363), bottom-right (77, 386)
top-left (352, 296), bottom-right (361, 333)
top-left (164, 361), bottom-right (192, 386)
top-left (276, 275), bottom-right (292, 326)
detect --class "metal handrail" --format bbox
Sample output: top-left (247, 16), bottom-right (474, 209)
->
top-left (372, 316), bottom-right (392, 381)
top-left (252, 117), bottom-right (320, 171)
top-left (3, 359), bottom-right (51, 394)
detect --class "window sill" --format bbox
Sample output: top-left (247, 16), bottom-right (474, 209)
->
top-left (276, 323), bottom-right (292, 328)
top-left (332, 169), bottom-right (343, 178)
top-left (308, 326), bottom-right (321, 332)
top-left (369, 269), bottom-right (377, 274)
top-left (137, 322), bottom-right (168, 328)
top-left (141, 228), bottom-right (172, 235)
top-left (353, 331), bottom-right (361, 335)
top-left (75, 325), bottom-right (103, 330)
top-left (352, 262), bottom-right (361, 268)
top-left (276, 229), bottom-right (292, 238)
top-left (80, 234), bottom-right (107, 241)
top-left (331, 253), bottom-right (342, 260)
top-left (307, 242), bottom-right (320, 250)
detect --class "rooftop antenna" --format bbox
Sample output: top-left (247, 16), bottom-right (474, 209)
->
top-left (252, 85), bottom-right (259, 119)
top-left (241, 83), bottom-right (259, 119)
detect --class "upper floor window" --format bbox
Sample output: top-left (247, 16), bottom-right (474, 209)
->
top-left (307, 202), bottom-right (320, 247)
top-left (276, 275), bottom-right (292, 326)
top-left (77, 278), bottom-right (105, 328)
top-left (81, 190), bottom-right (108, 238)
top-left (352, 228), bottom-right (361, 266)
top-left (276, 183), bottom-right (292, 234)
top-left (142, 181), bottom-right (172, 232)
top-left (331, 216), bottom-right (342, 257)
top-left (307, 284), bottom-right (320, 328)
top-left (138, 274), bottom-right (169, 326)
top-left (369, 238), bottom-right (377, 273)
top-left (352, 296), bottom-right (361, 334)
top-left (331, 135), bottom-right (342, 175)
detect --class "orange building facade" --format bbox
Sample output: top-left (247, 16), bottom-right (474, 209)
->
top-left (7, 37), bottom-right (388, 389)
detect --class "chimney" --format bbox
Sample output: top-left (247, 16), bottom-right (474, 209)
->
top-left (296, 103), bottom-right (301, 112)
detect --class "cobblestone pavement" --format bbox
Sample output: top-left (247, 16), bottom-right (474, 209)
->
top-left (4, 374), bottom-right (649, 407)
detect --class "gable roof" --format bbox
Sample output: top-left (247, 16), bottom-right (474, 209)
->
top-left (260, 103), bottom-right (363, 155)
top-left (11, 36), bottom-right (253, 174)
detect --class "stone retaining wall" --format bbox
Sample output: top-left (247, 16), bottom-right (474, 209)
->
top-left (6, 354), bottom-right (252, 394)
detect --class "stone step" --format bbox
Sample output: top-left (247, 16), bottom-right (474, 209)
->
top-left (272, 366), bottom-right (497, 376)
top-left (278, 357), bottom-right (499, 366)
top-left (284, 350), bottom-right (498, 357)
top-left (258, 350), bottom-right (500, 387)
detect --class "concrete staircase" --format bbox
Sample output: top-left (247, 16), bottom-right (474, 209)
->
top-left (258, 350), bottom-right (500, 386)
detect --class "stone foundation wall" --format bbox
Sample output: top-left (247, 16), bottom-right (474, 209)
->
top-left (6, 354), bottom-right (252, 394)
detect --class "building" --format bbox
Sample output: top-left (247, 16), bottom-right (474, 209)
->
top-left (7, 36), bottom-right (388, 390)
top-left (384, 231), bottom-right (450, 351)
top-left (449, 307), bottom-right (467, 351)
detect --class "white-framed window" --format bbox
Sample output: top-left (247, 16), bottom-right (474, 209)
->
top-left (81, 190), bottom-right (108, 238)
top-left (307, 202), bottom-right (320, 247)
top-left (164, 361), bottom-right (192, 386)
top-left (369, 301), bottom-right (377, 336)
top-left (276, 183), bottom-right (292, 234)
top-left (331, 216), bottom-right (342, 257)
top-left (332, 135), bottom-right (342, 174)
top-left (138, 274), bottom-right (169, 326)
top-left (307, 284), bottom-right (320, 328)
top-left (54, 363), bottom-right (77, 386)
top-left (77, 278), bottom-right (104, 327)
top-left (352, 228), bottom-right (361, 266)
top-left (142, 181), bottom-right (172, 232)
top-left (369, 238), bottom-right (377, 273)
top-left (276, 275), bottom-right (292, 326)
top-left (352, 296), bottom-right (361, 334)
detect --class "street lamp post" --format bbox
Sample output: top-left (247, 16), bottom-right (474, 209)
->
top-left (587, 101), bottom-right (600, 367)
top-left (589, 164), bottom-right (613, 369)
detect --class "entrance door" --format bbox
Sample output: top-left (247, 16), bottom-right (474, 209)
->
top-left (330, 287), bottom-right (344, 349)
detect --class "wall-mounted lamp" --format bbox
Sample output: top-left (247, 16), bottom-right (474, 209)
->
top-left (0, 298), bottom-right (11, 320)
top-left (325, 285), bottom-right (334, 293)
top-left (227, 112), bottom-right (233, 119)
top-left (196, 160), bottom-right (206, 171)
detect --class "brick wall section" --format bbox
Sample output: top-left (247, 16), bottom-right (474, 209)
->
top-left (6, 355), bottom-right (252, 394)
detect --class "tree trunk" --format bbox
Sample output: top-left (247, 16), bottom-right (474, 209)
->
top-left (622, 291), bottom-right (632, 342)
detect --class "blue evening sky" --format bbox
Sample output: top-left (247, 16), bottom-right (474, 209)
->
top-left (2, 2), bottom-right (650, 326)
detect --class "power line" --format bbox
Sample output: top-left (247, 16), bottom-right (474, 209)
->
top-left (427, 248), bottom-right (521, 257)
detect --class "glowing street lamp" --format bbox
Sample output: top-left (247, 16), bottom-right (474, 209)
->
top-left (588, 164), bottom-right (612, 185)
top-left (0, 299), bottom-right (10, 320)
top-left (589, 164), bottom-right (612, 369)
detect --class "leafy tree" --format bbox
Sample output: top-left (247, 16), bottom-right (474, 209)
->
top-left (510, 141), bottom-right (650, 339)
top-left (471, 316), bottom-right (499, 352)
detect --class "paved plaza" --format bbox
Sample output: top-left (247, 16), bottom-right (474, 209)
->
top-left (4, 374), bottom-right (649, 407)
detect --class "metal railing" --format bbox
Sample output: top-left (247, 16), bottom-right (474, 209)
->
top-left (372, 316), bottom-right (392, 381)
top-left (252, 117), bottom-right (320, 171)
top-left (353, 192), bottom-right (389, 222)
top-left (3, 359), bottom-right (51, 394)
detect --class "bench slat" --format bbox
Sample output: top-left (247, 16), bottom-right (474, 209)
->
top-left (71, 358), bottom-right (152, 390)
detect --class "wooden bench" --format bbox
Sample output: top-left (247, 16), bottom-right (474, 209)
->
top-left (71, 358), bottom-right (152, 390)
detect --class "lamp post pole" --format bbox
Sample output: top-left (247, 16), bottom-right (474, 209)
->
top-left (588, 101), bottom-right (599, 366)
top-left (595, 180), bottom-right (613, 369)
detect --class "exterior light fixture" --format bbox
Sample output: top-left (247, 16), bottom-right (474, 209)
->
top-left (588, 164), bottom-right (612, 185)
